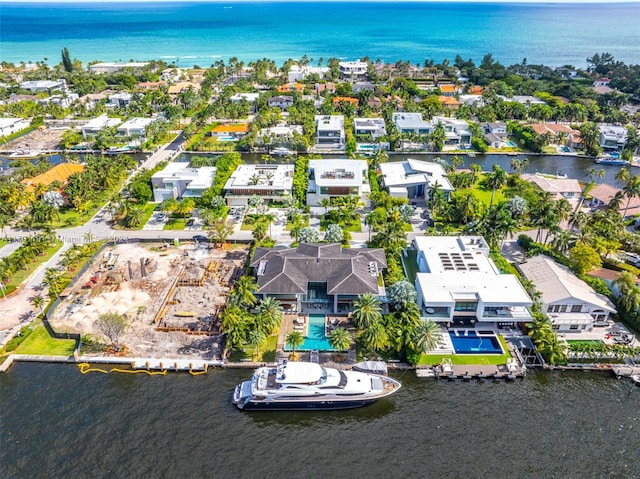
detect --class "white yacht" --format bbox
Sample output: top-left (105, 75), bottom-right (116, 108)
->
top-left (233, 361), bottom-right (401, 411)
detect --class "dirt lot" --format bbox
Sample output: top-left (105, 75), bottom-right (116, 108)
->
top-left (6, 126), bottom-right (68, 151)
top-left (49, 242), bottom-right (248, 359)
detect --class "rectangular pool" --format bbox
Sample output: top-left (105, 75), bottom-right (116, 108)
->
top-left (449, 331), bottom-right (503, 354)
top-left (285, 314), bottom-right (336, 351)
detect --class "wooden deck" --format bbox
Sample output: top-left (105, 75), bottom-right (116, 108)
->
top-left (417, 363), bottom-right (525, 380)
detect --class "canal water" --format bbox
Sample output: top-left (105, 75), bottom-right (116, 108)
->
top-left (1, 363), bottom-right (638, 478)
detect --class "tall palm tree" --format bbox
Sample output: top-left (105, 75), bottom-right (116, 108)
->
top-left (328, 327), bottom-right (351, 351)
top-left (256, 297), bottom-right (283, 335)
top-left (621, 175), bottom-right (640, 219)
top-left (360, 321), bottom-right (389, 353)
top-left (485, 164), bottom-right (507, 208)
top-left (615, 167), bottom-right (630, 186)
top-left (285, 330), bottom-right (304, 359)
top-left (230, 275), bottom-right (258, 308)
top-left (30, 294), bottom-right (46, 313)
top-left (613, 271), bottom-right (640, 313)
top-left (246, 329), bottom-right (266, 361)
top-left (351, 292), bottom-right (382, 329)
top-left (413, 320), bottom-right (443, 354)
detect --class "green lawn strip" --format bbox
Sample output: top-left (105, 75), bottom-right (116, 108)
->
top-left (565, 339), bottom-right (604, 345)
top-left (131, 202), bottom-right (158, 230)
top-left (455, 184), bottom-right (506, 208)
top-left (417, 335), bottom-right (511, 366)
top-left (0, 239), bottom-right (9, 248)
top-left (229, 334), bottom-right (278, 362)
top-left (163, 217), bottom-right (188, 230)
top-left (285, 215), bottom-right (310, 231)
top-left (52, 189), bottom-right (119, 229)
top-left (12, 323), bottom-right (76, 356)
top-left (319, 218), bottom-right (361, 232)
top-left (402, 249), bottom-right (419, 283)
top-left (3, 240), bottom-right (63, 295)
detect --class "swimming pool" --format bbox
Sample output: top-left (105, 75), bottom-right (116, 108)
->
top-left (449, 331), bottom-right (503, 354)
top-left (285, 314), bottom-right (336, 351)
top-left (504, 141), bottom-right (517, 148)
top-left (216, 136), bottom-right (236, 142)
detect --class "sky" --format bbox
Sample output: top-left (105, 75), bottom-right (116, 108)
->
top-left (3, 0), bottom-right (639, 4)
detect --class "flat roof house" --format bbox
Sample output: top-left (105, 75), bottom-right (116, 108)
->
top-left (117, 117), bottom-right (155, 137)
top-left (88, 62), bottom-right (149, 74)
top-left (354, 118), bottom-right (387, 140)
top-left (81, 114), bottom-right (122, 138)
top-left (250, 243), bottom-right (387, 314)
top-left (0, 118), bottom-right (30, 137)
top-left (223, 164), bottom-right (294, 206)
top-left (379, 158), bottom-right (453, 200)
top-left (19, 79), bottom-right (67, 93)
top-left (267, 95), bottom-right (294, 111)
top-left (151, 162), bottom-right (216, 202)
top-left (433, 116), bottom-right (472, 147)
top-left (315, 115), bottom-right (345, 149)
top-left (338, 61), bottom-right (368, 81)
top-left (519, 255), bottom-right (616, 332)
top-left (598, 125), bottom-right (627, 150)
top-left (392, 112), bottom-right (432, 136)
top-left (307, 159), bottom-right (370, 206)
top-left (413, 235), bottom-right (533, 327)
top-left (230, 92), bottom-right (260, 113)
top-left (288, 65), bottom-right (329, 83)
top-left (106, 92), bottom-right (133, 109)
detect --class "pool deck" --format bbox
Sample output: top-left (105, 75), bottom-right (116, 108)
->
top-left (417, 363), bottom-right (525, 380)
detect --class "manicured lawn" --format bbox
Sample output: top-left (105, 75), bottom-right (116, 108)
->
top-left (133, 203), bottom-right (158, 230)
top-left (163, 217), bottom-right (188, 230)
top-left (13, 323), bottom-right (76, 356)
top-left (402, 249), bottom-right (419, 284)
top-left (455, 185), bottom-right (506, 207)
top-left (3, 240), bottom-right (63, 295)
top-left (566, 339), bottom-right (604, 345)
top-left (417, 335), bottom-right (512, 366)
top-left (285, 215), bottom-right (310, 231)
top-left (229, 334), bottom-right (278, 362)
top-left (320, 218), bottom-right (361, 232)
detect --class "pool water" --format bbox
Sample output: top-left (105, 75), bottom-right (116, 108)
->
top-left (504, 141), bottom-right (517, 148)
top-left (217, 136), bottom-right (236, 142)
top-left (449, 331), bottom-right (503, 354)
top-left (285, 314), bottom-right (336, 351)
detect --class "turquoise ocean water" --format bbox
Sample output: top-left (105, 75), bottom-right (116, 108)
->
top-left (1, 2), bottom-right (639, 67)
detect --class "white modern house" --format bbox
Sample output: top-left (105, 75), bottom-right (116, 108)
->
top-left (258, 123), bottom-right (303, 146)
top-left (519, 255), bottom-right (616, 332)
top-left (38, 93), bottom-right (79, 109)
top-left (379, 158), bottom-right (453, 200)
top-left (598, 125), bottom-right (627, 150)
top-left (106, 92), bottom-right (133, 109)
top-left (20, 79), bottom-right (67, 93)
top-left (392, 112), bottom-right (432, 136)
top-left (287, 65), bottom-right (330, 83)
top-left (307, 159), bottom-right (369, 206)
top-left (151, 162), bottom-right (216, 202)
top-left (315, 115), bottom-right (345, 149)
top-left (413, 236), bottom-right (533, 327)
top-left (117, 117), bottom-right (156, 137)
top-left (0, 118), bottom-right (30, 137)
top-left (81, 114), bottom-right (122, 138)
top-left (354, 118), bottom-right (387, 139)
top-left (223, 164), bottom-right (294, 206)
top-left (267, 95), bottom-right (294, 111)
top-left (88, 62), bottom-right (149, 74)
top-left (433, 116), bottom-right (473, 147)
top-left (338, 61), bottom-right (368, 81)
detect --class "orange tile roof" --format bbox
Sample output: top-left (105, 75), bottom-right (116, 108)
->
top-left (211, 124), bottom-right (249, 133)
top-left (469, 86), bottom-right (483, 94)
top-left (439, 85), bottom-right (456, 93)
top-left (332, 96), bottom-right (359, 105)
top-left (277, 82), bottom-right (304, 93)
top-left (438, 95), bottom-right (461, 106)
top-left (21, 163), bottom-right (85, 189)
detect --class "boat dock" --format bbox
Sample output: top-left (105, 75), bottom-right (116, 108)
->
top-left (416, 360), bottom-right (525, 381)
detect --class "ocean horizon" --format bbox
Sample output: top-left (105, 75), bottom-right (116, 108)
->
top-left (1, 1), bottom-right (639, 68)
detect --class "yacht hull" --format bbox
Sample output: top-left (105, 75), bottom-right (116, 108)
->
top-left (237, 397), bottom-right (381, 411)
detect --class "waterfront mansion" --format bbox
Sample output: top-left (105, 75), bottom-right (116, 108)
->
top-left (413, 236), bottom-right (533, 328)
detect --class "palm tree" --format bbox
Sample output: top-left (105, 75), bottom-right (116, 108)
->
top-left (615, 167), bottom-right (630, 186)
top-left (285, 330), bottom-right (304, 360)
top-left (246, 329), bottom-right (266, 361)
top-left (220, 305), bottom-right (247, 354)
top-left (413, 320), bottom-right (442, 354)
top-left (208, 220), bottom-right (235, 248)
top-left (289, 214), bottom-right (305, 242)
top-left (360, 321), bottom-right (389, 353)
top-left (621, 175), bottom-right (640, 219)
top-left (485, 164), bottom-right (507, 207)
top-left (256, 297), bottom-right (283, 335)
top-left (230, 275), bottom-right (258, 308)
top-left (613, 271), bottom-right (640, 313)
top-left (351, 292), bottom-right (382, 329)
top-left (30, 294), bottom-right (46, 314)
top-left (328, 327), bottom-right (351, 351)
top-left (252, 221), bottom-right (268, 243)
top-left (42, 267), bottom-right (64, 299)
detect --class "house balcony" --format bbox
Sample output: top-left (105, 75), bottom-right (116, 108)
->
top-left (482, 306), bottom-right (533, 321)
top-left (421, 306), bottom-right (451, 319)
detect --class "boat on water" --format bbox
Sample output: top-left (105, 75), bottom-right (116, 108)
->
top-left (271, 147), bottom-right (294, 156)
top-left (595, 154), bottom-right (628, 166)
top-left (232, 360), bottom-right (401, 411)
top-left (6, 150), bottom-right (45, 160)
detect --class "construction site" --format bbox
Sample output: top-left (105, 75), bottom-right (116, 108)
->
top-left (48, 242), bottom-right (249, 359)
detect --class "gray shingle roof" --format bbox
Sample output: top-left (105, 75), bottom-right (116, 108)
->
top-left (250, 243), bottom-right (387, 295)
